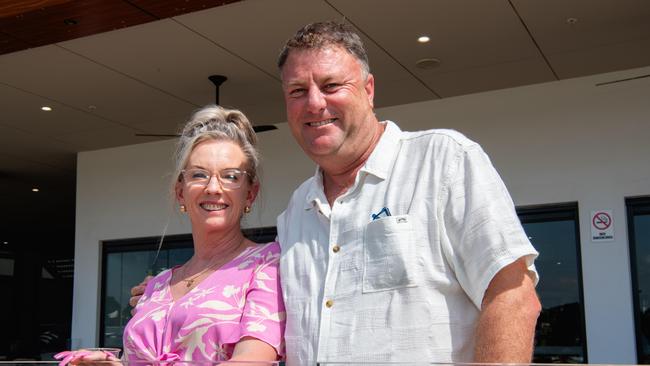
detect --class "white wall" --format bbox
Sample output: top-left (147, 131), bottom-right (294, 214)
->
top-left (73, 65), bottom-right (650, 363)
top-left (377, 66), bottom-right (650, 364)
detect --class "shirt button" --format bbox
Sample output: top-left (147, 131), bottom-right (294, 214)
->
top-left (332, 245), bottom-right (340, 253)
top-left (325, 299), bottom-right (334, 308)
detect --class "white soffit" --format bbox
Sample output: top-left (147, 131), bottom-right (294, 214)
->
top-left (331, 0), bottom-right (556, 97)
top-left (0, 83), bottom-right (114, 139)
top-left (0, 43), bottom-right (194, 134)
top-left (177, 0), bottom-right (437, 108)
top-left (59, 17), bottom-right (286, 126)
top-left (0, 123), bottom-right (74, 171)
top-left (512, 0), bottom-right (650, 78)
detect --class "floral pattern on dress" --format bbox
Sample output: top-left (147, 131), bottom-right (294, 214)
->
top-left (123, 242), bottom-right (285, 362)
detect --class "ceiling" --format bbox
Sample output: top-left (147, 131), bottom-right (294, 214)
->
top-left (1, 0), bottom-right (650, 249)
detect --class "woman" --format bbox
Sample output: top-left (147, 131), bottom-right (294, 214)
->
top-left (58, 105), bottom-right (285, 364)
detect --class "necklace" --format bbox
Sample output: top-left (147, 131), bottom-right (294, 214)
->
top-left (180, 238), bottom-right (247, 288)
top-left (181, 262), bottom-right (216, 288)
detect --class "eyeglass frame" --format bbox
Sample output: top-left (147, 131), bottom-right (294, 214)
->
top-left (179, 168), bottom-right (253, 190)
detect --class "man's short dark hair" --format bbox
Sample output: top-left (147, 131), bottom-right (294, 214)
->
top-left (278, 21), bottom-right (370, 77)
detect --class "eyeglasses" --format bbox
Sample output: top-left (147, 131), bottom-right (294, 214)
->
top-left (180, 168), bottom-right (250, 190)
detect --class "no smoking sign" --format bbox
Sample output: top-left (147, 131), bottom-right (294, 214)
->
top-left (591, 210), bottom-right (614, 242)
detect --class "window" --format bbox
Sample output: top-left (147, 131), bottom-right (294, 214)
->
top-left (627, 196), bottom-right (650, 364)
top-left (99, 227), bottom-right (277, 348)
top-left (100, 235), bottom-right (193, 347)
top-left (518, 203), bottom-right (587, 363)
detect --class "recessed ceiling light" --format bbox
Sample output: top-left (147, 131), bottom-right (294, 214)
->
top-left (566, 17), bottom-right (578, 25)
top-left (415, 58), bottom-right (441, 69)
top-left (32, 188), bottom-right (39, 192)
top-left (2, 241), bottom-right (7, 245)
top-left (41, 106), bottom-right (52, 111)
top-left (418, 36), bottom-right (430, 43)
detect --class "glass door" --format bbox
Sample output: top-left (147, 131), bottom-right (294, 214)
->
top-left (627, 196), bottom-right (650, 364)
top-left (518, 203), bottom-right (587, 363)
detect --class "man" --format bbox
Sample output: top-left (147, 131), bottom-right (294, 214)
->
top-left (133, 21), bottom-right (540, 365)
top-left (275, 21), bottom-right (539, 364)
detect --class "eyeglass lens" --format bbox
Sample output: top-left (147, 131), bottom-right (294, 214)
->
top-left (184, 169), bottom-right (246, 189)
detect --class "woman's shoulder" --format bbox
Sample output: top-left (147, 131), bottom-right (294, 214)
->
top-left (146, 268), bottom-right (173, 292)
top-left (258, 240), bottom-right (280, 253)
top-left (255, 241), bottom-right (281, 260)
top-left (238, 241), bottom-right (280, 265)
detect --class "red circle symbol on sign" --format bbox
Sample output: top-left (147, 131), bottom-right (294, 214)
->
top-left (592, 212), bottom-right (612, 230)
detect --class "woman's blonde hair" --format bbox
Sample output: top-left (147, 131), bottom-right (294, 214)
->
top-left (170, 105), bottom-right (259, 197)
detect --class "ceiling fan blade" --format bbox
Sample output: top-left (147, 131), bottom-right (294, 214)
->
top-left (135, 125), bottom-right (277, 137)
top-left (134, 133), bottom-right (180, 137)
top-left (253, 125), bottom-right (278, 133)
top-left (136, 76), bottom-right (277, 137)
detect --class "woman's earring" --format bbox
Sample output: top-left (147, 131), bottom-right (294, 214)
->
top-left (179, 204), bottom-right (186, 213)
top-left (244, 206), bottom-right (251, 214)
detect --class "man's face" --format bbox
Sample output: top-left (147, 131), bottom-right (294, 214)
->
top-left (280, 46), bottom-right (375, 163)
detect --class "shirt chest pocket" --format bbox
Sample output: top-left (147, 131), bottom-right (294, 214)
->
top-left (363, 214), bottom-right (418, 293)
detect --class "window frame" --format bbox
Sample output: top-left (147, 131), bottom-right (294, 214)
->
top-left (626, 195), bottom-right (650, 363)
top-left (517, 202), bottom-right (588, 363)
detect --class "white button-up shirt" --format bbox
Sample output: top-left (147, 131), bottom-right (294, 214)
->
top-left (277, 121), bottom-right (538, 365)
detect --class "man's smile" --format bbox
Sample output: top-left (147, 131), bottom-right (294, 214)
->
top-left (306, 118), bottom-right (337, 127)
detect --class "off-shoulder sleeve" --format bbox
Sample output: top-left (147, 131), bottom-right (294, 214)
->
top-left (134, 269), bottom-right (171, 312)
top-left (239, 242), bottom-right (286, 356)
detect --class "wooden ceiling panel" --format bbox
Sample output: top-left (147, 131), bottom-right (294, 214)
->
top-left (0, 0), bottom-right (156, 51)
top-left (0, 31), bottom-right (31, 54)
top-left (0, 0), bottom-right (243, 56)
top-left (0, 0), bottom-right (73, 18)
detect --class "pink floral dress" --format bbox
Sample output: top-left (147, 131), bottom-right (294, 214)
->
top-left (123, 242), bottom-right (285, 362)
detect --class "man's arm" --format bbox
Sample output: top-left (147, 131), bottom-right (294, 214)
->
top-left (474, 257), bottom-right (541, 362)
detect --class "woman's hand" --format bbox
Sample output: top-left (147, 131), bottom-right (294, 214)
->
top-left (54, 349), bottom-right (121, 366)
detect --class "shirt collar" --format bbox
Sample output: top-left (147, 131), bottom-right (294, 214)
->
top-left (304, 165), bottom-right (327, 210)
top-left (360, 120), bottom-right (401, 180)
top-left (303, 120), bottom-right (402, 209)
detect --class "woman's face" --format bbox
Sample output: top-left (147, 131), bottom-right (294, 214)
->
top-left (176, 139), bottom-right (258, 235)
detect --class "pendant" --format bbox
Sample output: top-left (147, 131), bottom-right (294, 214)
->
top-left (185, 279), bottom-right (194, 288)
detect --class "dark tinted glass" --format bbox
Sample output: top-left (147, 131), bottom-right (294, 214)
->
top-left (628, 197), bottom-right (650, 364)
top-left (519, 205), bottom-right (586, 363)
top-left (634, 214), bottom-right (650, 363)
top-left (102, 244), bottom-right (192, 348)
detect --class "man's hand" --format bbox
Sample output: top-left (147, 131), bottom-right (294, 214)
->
top-left (474, 257), bottom-right (541, 363)
top-left (129, 275), bottom-right (153, 315)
